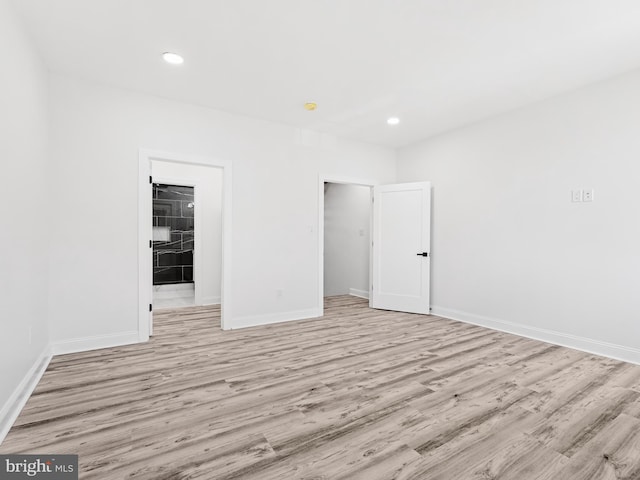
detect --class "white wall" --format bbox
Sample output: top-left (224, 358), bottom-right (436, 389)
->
top-left (324, 183), bottom-right (371, 297)
top-left (151, 160), bottom-right (223, 305)
top-left (0, 0), bottom-right (51, 436)
top-left (397, 68), bottom-right (640, 363)
top-left (47, 74), bottom-right (396, 343)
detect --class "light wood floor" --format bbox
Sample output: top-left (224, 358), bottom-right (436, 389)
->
top-left (2, 296), bottom-right (640, 479)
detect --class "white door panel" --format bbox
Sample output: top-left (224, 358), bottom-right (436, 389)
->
top-left (372, 182), bottom-right (431, 314)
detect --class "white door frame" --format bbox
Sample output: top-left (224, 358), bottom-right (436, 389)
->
top-left (139, 149), bottom-right (233, 340)
top-left (317, 174), bottom-right (379, 316)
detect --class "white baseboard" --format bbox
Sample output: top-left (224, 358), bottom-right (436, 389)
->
top-left (431, 305), bottom-right (640, 366)
top-left (201, 296), bottom-right (221, 305)
top-left (349, 288), bottom-right (370, 300)
top-left (51, 331), bottom-right (141, 356)
top-left (226, 308), bottom-right (322, 330)
top-left (0, 346), bottom-right (51, 444)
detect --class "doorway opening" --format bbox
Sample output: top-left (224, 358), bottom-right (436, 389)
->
top-left (139, 149), bottom-right (232, 339)
top-left (149, 159), bottom-right (223, 314)
top-left (318, 176), bottom-right (432, 318)
top-left (152, 183), bottom-right (196, 308)
top-left (323, 182), bottom-right (372, 299)
top-left (318, 175), bottom-right (376, 316)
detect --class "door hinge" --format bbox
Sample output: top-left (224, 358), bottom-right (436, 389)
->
top-left (149, 240), bottom-right (152, 248)
top-left (149, 303), bottom-right (153, 312)
top-left (149, 175), bottom-right (153, 184)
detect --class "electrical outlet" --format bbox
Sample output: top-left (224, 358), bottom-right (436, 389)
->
top-left (583, 189), bottom-right (594, 202)
top-left (571, 190), bottom-right (582, 202)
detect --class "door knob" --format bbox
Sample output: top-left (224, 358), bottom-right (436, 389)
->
top-left (416, 252), bottom-right (429, 257)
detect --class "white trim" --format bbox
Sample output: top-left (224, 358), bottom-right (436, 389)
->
top-left (139, 149), bottom-right (233, 333)
top-left (229, 308), bottom-right (322, 330)
top-left (318, 174), bottom-right (377, 318)
top-left (0, 347), bottom-right (51, 444)
top-left (349, 288), bottom-right (370, 299)
top-left (51, 331), bottom-right (141, 356)
top-left (431, 306), bottom-right (640, 366)
top-left (139, 152), bottom-right (153, 340)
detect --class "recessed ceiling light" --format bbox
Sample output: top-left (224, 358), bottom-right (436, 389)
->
top-left (162, 52), bottom-right (184, 65)
top-left (387, 117), bottom-right (400, 125)
top-left (304, 102), bottom-right (317, 111)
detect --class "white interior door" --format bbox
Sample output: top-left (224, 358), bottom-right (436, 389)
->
top-left (372, 182), bottom-right (431, 314)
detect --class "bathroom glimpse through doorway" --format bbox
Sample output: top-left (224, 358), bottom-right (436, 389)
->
top-left (152, 183), bottom-right (196, 308)
top-left (138, 149), bottom-right (233, 340)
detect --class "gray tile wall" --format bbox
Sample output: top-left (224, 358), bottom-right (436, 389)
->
top-left (153, 184), bottom-right (194, 285)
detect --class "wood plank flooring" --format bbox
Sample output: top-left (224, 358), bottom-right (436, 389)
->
top-left (2, 295), bottom-right (640, 479)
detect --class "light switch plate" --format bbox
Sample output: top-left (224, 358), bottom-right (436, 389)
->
top-left (571, 190), bottom-right (583, 202)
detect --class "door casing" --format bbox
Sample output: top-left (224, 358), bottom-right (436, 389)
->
top-left (138, 149), bottom-right (233, 340)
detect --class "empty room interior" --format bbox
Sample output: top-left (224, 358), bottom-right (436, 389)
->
top-left (2, 0), bottom-right (640, 478)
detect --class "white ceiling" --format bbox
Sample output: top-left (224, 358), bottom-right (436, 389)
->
top-left (12, 0), bottom-right (640, 148)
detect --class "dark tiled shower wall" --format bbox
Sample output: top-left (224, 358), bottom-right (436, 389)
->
top-left (153, 184), bottom-right (194, 285)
